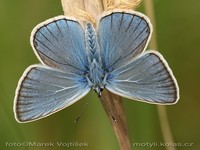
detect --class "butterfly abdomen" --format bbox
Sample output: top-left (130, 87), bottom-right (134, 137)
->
top-left (85, 22), bottom-right (101, 63)
top-left (84, 22), bottom-right (105, 92)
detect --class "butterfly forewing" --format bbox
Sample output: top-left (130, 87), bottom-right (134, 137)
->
top-left (105, 51), bottom-right (179, 104)
top-left (14, 65), bottom-right (90, 122)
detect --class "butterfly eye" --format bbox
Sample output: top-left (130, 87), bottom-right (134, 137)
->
top-left (100, 88), bottom-right (103, 92)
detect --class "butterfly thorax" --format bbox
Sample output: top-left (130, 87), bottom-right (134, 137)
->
top-left (85, 22), bottom-right (105, 95)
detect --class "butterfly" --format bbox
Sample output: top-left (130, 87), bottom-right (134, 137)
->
top-left (14, 10), bottom-right (179, 123)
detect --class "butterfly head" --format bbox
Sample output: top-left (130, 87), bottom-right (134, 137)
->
top-left (93, 84), bottom-right (104, 97)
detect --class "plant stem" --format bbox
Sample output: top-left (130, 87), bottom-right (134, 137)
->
top-left (144, 1), bottom-right (176, 150)
top-left (61, 0), bottom-right (132, 149)
top-left (100, 90), bottom-right (131, 150)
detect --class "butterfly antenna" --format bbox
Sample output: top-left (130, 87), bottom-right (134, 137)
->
top-left (75, 97), bottom-right (91, 123)
top-left (100, 95), bottom-right (117, 122)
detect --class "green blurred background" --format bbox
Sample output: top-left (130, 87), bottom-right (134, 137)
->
top-left (0, 0), bottom-right (199, 149)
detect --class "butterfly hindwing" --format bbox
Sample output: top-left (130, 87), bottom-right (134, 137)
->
top-left (98, 10), bottom-right (152, 71)
top-left (31, 16), bottom-right (88, 74)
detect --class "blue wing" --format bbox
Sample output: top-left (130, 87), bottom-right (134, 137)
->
top-left (105, 51), bottom-right (179, 104)
top-left (14, 65), bottom-right (90, 122)
top-left (31, 16), bottom-right (88, 74)
top-left (98, 10), bottom-right (152, 71)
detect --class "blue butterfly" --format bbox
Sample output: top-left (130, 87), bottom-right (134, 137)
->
top-left (14, 10), bottom-right (179, 123)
